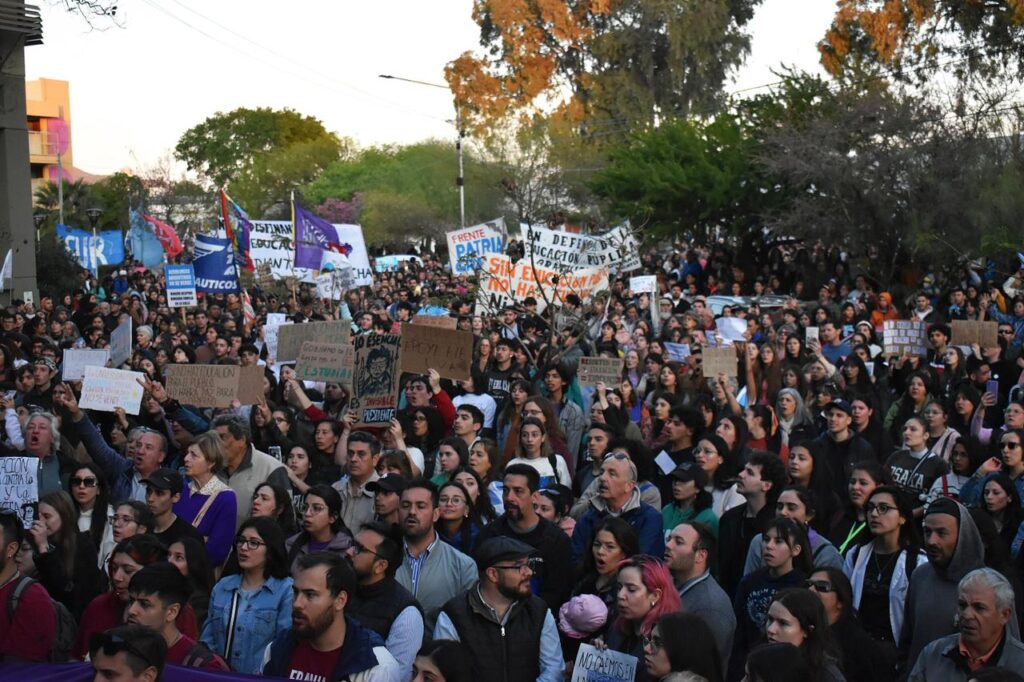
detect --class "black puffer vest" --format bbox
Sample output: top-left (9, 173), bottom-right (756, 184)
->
top-left (347, 576), bottom-right (422, 641)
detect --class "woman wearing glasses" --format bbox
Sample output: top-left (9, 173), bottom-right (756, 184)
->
top-left (436, 481), bottom-right (481, 554)
top-left (960, 428), bottom-right (1024, 508)
top-left (642, 612), bottom-right (723, 682)
top-left (841, 485), bottom-right (921, 665)
top-left (201, 517), bottom-right (292, 675)
top-left (284, 484), bottom-right (352, 572)
top-left (67, 462), bottom-right (115, 569)
top-left (806, 568), bottom-right (896, 682)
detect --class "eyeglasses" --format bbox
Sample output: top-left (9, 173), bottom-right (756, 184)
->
top-left (642, 634), bottom-right (664, 652)
top-left (865, 502), bottom-right (896, 516)
top-left (70, 477), bottom-right (97, 488)
top-left (301, 503), bottom-right (328, 515)
top-left (1002, 442), bottom-right (1022, 450)
top-left (112, 515), bottom-right (138, 526)
top-left (89, 632), bottom-right (156, 669)
top-left (1000, 330), bottom-right (1016, 335)
top-left (351, 541), bottom-right (385, 560)
top-left (439, 495), bottom-right (466, 506)
top-left (805, 579), bottom-right (836, 593)
top-left (235, 536), bottom-right (266, 550)
top-left (493, 557), bottom-right (541, 573)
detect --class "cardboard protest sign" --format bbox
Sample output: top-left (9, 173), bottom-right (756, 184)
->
top-left (351, 333), bottom-right (402, 426)
top-left (295, 342), bottom-right (355, 384)
top-left (702, 347), bottom-right (738, 377)
top-left (0, 457), bottom-right (38, 529)
top-left (400, 324), bottom-right (473, 382)
top-left (62, 349), bottom-right (110, 381)
top-left (277, 320), bottom-right (352, 363)
top-left (571, 643), bottom-right (637, 682)
top-left (411, 315), bottom-right (458, 330)
top-left (884, 320), bottom-right (928, 357)
top-left (951, 320), bottom-right (998, 348)
top-left (79, 366), bottom-right (145, 415)
top-left (577, 356), bottom-right (624, 388)
top-left (165, 364), bottom-right (264, 408)
top-left (109, 318), bottom-right (132, 368)
top-left (164, 264), bottom-right (198, 308)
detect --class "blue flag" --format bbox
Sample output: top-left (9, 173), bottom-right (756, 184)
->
top-left (56, 224), bottom-right (125, 274)
top-left (193, 234), bottom-right (239, 293)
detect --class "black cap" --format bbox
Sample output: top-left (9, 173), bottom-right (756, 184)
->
top-left (669, 462), bottom-right (708, 489)
top-left (140, 468), bottom-right (183, 494)
top-left (823, 399), bottom-right (852, 416)
top-left (474, 536), bottom-right (535, 570)
top-left (366, 474), bottom-right (406, 495)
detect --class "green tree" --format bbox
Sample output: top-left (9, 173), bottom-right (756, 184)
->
top-left (88, 172), bottom-right (147, 230)
top-left (32, 179), bottom-right (95, 230)
top-left (231, 136), bottom-right (344, 218)
top-left (174, 107), bottom-right (347, 194)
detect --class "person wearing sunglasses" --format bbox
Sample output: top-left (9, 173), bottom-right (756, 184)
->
top-left (89, 624), bottom-right (167, 682)
top-left (806, 568), bottom-right (895, 682)
top-left (434, 536), bottom-right (564, 682)
top-left (960, 429), bottom-right (1024, 509)
top-left (201, 517), bottom-right (292, 674)
top-left (67, 461), bottom-right (115, 567)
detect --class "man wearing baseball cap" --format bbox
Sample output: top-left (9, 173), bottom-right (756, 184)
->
top-left (434, 537), bottom-right (563, 682)
top-left (366, 473), bottom-right (405, 527)
top-left (141, 468), bottom-right (202, 549)
top-left (812, 398), bottom-right (875, 498)
top-left (28, 357), bottom-right (58, 410)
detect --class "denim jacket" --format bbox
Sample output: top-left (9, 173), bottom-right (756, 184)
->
top-left (200, 573), bottom-right (293, 675)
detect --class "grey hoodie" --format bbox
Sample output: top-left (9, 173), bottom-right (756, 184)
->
top-left (901, 499), bottom-right (1019, 671)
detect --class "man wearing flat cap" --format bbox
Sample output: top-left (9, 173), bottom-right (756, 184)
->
top-left (434, 536), bottom-right (564, 682)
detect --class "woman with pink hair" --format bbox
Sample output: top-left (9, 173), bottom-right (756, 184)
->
top-left (605, 555), bottom-right (682, 681)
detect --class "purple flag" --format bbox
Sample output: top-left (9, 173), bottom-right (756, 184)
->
top-left (292, 201), bottom-right (339, 270)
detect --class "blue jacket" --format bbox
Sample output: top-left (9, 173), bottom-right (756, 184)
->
top-left (960, 471), bottom-right (1024, 510)
top-left (200, 573), bottom-right (293, 675)
top-left (73, 414), bottom-right (142, 503)
top-left (261, 615), bottom-right (396, 682)
top-left (570, 489), bottom-right (664, 563)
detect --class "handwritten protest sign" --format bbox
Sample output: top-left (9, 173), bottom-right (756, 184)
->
top-left (165, 364), bottom-right (264, 408)
top-left (62, 349), bottom-right (110, 381)
top-left (884, 320), bottom-right (928, 357)
top-left (475, 254), bottom-right (609, 316)
top-left (411, 315), bottom-right (458, 330)
top-left (952, 320), bottom-right (998, 348)
top-left (702, 347), bottom-right (738, 377)
top-left (263, 313), bottom-right (287, 360)
top-left (577, 356), bottom-right (624, 388)
top-left (109, 318), bottom-right (132, 368)
top-left (629, 275), bottom-right (657, 295)
top-left (0, 457), bottom-right (37, 528)
top-left (351, 333), bottom-right (402, 426)
top-left (400, 324), bottom-right (473, 381)
top-left (446, 219), bottom-right (505, 274)
top-left (296, 342), bottom-right (355, 384)
top-left (571, 643), bottom-right (637, 682)
top-left (79, 366), bottom-right (145, 415)
top-left (277, 320), bottom-right (352, 363)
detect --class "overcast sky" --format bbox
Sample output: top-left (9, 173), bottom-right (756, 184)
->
top-left (25, 0), bottom-right (838, 176)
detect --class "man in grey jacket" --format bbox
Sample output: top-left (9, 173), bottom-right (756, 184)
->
top-left (394, 479), bottom-right (476, 632)
top-left (664, 521), bottom-right (735, 672)
top-left (909, 568), bottom-right (1024, 680)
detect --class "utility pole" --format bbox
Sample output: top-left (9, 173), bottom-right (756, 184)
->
top-left (379, 74), bottom-right (465, 228)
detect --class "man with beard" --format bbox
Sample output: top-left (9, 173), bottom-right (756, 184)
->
top-left (0, 509), bottom-right (56, 662)
top-left (435, 537), bottom-right (564, 682)
top-left (393, 479), bottom-right (476, 633)
top-left (475, 463), bottom-right (572, 611)
top-left (345, 522), bottom-right (424, 682)
top-left (261, 552), bottom-right (400, 682)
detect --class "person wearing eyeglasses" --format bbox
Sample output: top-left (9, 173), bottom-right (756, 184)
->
top-left (89, 624), bottom-right (167, 682)
top-left (806, 568), bottom-right (895, 682)
top-left (200, 517), bottom-right (292, 674)
top-left (434, 536), bottom-right (564, 682)
top-left (285, 484), bottom-right (353, 573)
top-left (841, 485), bottom-right (921, 668)
top-left (346, 521), bottom-right (425, 682)
top-left (961, 429), bottom-right (1024, 509)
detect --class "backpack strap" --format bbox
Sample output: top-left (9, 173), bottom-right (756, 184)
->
top-left (6, 576), bottom-right (35, 621)
top-left (547, 454), bottom-right (562, 485)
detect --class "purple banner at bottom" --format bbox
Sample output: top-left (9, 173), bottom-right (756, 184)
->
top-left (0, 662), bottom-right (263, 680)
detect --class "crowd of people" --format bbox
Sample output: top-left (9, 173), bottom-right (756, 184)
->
top-left (2, 240), bottom-right (1024, 681)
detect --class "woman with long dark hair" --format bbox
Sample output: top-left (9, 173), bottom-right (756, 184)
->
top-left (841, 486), bottom-right (921, 661)
top-left (573, 517), bottom-right (640, 613)
top-left (435, 481), bottom-right (481, 554)
top-left (29, 490), bottom-right (104, 618)
top-left (827, 460), bottom-right (885, 554)
top-left (643, 611), bottom-right (723, 682)
top-left (66, 462), bottom-right (114, 563)
top-left (715, 414), bottom-right (750, 470)
top-left (982, 474), bottom-right (1024, 557)
top-left (763, 588), bottom-right (844, 681)
top-left (694, 434), bottom-right (744, 516)
top-left (450, 466), bottom-right (497, 524)
top-left (496, 378), bottom-right (532, 460)
top-left (201, 517), bottom-right (293, 674)
top-left (168, 537), bottom-right (215, 628)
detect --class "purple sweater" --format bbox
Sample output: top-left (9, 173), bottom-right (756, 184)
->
top-left (173, 484), bottom-right (237, 567)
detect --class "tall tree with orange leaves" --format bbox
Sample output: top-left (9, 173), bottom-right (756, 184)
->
top-left (446, 0), bottom-right (763, 138)
top-left (820, 0), bottom-right (1024, 81)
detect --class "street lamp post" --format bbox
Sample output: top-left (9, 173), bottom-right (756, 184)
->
top-left (86, 207), bottom-right (102, 237)
top-left (379, 74), bottom-right (465, 229)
